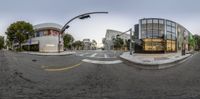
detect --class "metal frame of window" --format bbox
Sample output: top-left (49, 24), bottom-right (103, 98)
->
top-left (166, 20), bottom-right (176, 52)
top-left (140, 18), bottom-right (166, 52)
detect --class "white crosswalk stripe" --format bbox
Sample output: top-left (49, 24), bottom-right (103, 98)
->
top-left (104, 54), bottom-right (108, 58)
top-left (76, 52), bottom-right (117, 59)
top-left (89, 53), bottom-right (97, 57)
top-left (82, 59), bottom-right (122, 64)
top-left (79, 53), bottom-right (89, 56)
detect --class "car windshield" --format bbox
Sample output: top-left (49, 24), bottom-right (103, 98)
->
top-left (0, 0), bottom-right (200, 99)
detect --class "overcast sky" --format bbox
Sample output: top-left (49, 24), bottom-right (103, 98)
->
top-left (0, 0), bottom-right (200, 47)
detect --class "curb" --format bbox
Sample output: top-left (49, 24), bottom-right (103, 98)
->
top-left (23, 52), bottom-right (76, 56)
top-left (120, 53), bottom-right (194, 70)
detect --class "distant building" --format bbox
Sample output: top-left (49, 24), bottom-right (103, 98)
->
top-left (83, 39), bottom-right (91, 50)
top-left (21, 23), bottom-right (64, 52)
top-left (82, 39), bottom-right (97, 50)
top-left (134, 18), bottom-right (193, 53)
top-left (103, 29), bottom-right (130, 50)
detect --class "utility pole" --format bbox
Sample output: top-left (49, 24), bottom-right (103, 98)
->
top-left (117, 28), bottom-right (134, 55)
top-left (130, 28), bottom-right (133, 55)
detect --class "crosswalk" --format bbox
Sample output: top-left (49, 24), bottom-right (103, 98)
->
top-left (75, 51), bottom-right (123, 64)
top-left (76, 52), bottom-right (117, 59)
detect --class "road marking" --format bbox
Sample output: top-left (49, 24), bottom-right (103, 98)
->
top-left (82, 59), bottom-right (122, 64)
top-left (41, 65), bottom-right (48, 68)
top-left (90, 53), bottom-right (97, 57)
top-left (43, 62), bottom-right (83, 72)
top-left (104, 54), bottom-right (108, 58)
top-left (79, 53), bottom-right (88, 56)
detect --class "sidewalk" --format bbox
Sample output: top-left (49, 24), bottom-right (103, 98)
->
top-left (120, 52), bottom-right (192, 69)
top-left (21, 51), bottom-right (76, 56)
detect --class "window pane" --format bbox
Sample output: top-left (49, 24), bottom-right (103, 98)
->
top-left (142, 20), bottom-right (146, 24)
top-left (167, 33), bottom-right (172, 40)
top-left (147, 30), bottom-right (152, 38)
top-left (153, 23), bottom-right (158, 29)
top-left (141, 31), bottom-right (146, 38)
top-left (141, 24), bottom-right (146, 30)
top-left (153, 32), bottom-right (159, 38)
top-left (172, 27), bottom-right (176, 33)
top-left (159, 20), bottom-right (164, 24)
top-left (172, 22), bottom-right (176, 27)
top-left (147, 23), bottom-right (153, 30)
top-left (153, 19), bottom-right (158, 23)
top-left (172, 34), bottom-right (176, 40)
top-left (167, 21), bottom-right (171, 25)
top-left (147, 19), bottom-right (152, 23)
top-left (167, 26), bottom-right (171, 32)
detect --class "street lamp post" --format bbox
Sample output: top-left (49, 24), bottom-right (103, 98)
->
top-left (58, 12), bottom-right (108, 53)
top-left (129, 28), bottom-right (133, 55)
top-left (24, 31), bottom-right (31, 51)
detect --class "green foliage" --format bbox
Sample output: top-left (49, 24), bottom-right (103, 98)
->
top-left (193, 34), bottom-right (200, 50)
top-left (6, 21), bottom-right (34, 51)
top-left (72, 40), bottom-right (84, 50)
top-left (113, 37), bottom-right (124, 49)
top-left (63, 33), bottom-right (74, 49)
top-left (188, 33), bottom-right (195, 48)
top-left (125, 39), bottom-right (130, 50)
top-left (0, 36), bottom-right (4, 49)
top-left (92, 40), bottom-right (97, 45)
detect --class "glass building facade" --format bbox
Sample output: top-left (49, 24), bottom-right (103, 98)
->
top-left (134, 18), bottom-right (192, 53)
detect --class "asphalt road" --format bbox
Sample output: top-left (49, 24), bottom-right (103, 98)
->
top-left (1, 50), bottom-right (200, 99)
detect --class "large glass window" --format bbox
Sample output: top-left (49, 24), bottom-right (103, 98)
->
top-left (141, 19), bottom-right (165, 39)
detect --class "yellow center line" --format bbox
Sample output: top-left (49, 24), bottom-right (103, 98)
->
top-left (42, 62), bottom-right (84, 72)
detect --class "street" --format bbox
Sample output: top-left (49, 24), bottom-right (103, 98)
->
top-left (1, 50), bottom-right (200, 99)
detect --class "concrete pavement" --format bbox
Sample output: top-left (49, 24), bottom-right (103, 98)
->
top-left (120, 52), bottom-right (192, 69)
top-left (1, 50), bottom-right (200, 98)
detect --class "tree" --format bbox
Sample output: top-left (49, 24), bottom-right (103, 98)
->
top-left (125, 39), bottom-right (130, 50)
top-left (193, 34), bottom-right (200, 51)
top-left (63, 33), bottom-right (74, 50)
top-left (92, 39), bottom-right (97, 50)
top-left (125, 35), bottom-right (135, 50)
top-left (113, 37), bottom-right (124, 50)
top-left (6, 21), bottom-right (34, 51)
top-left (188, 33), bottom-right (195, 50)
top-left (72, 40), bottom-right (84, 50)
top-left (0, 36), bottom-right (4, 50)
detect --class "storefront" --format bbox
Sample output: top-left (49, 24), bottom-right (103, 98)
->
top-left (134, 18), bottom-right (192, 53)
